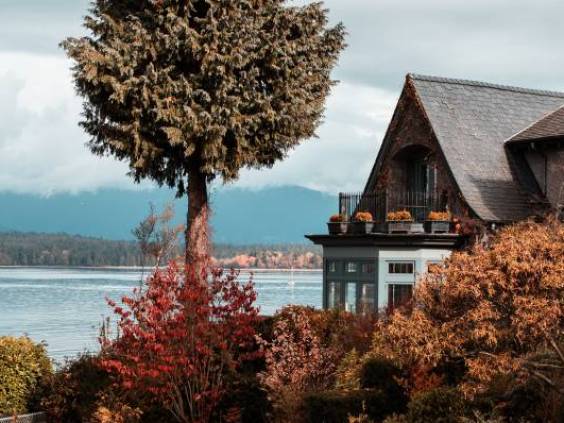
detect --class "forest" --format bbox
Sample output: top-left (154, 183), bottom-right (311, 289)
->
top-left (0, 232), bottom-right (322, 269)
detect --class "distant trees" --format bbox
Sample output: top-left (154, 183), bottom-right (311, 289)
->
top-left (0, 232), bottom-right (144, 267)
top-left (0, 232), bottom-right (321, 268)
top-left (63, 0), bottom-right (345, 269)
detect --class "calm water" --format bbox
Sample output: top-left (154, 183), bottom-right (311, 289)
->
top-left (0, 267), bottom-right (322, 361)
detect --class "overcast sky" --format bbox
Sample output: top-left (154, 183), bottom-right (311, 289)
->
top-left (1, 0), bottom-right (563, 195)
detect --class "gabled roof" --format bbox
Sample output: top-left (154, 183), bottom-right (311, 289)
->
top-left (408, 74), bottom-right (564, 221)
top-left (507, 105), bottom-right (564, 144)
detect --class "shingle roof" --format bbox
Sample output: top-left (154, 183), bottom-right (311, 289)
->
top-left (409, 74), bottom-right (564, 221)
top-left (508, 105), bottom-right (564, 143)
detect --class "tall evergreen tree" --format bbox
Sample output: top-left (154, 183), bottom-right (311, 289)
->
top-left (63, 0), bottom-right (345, 268)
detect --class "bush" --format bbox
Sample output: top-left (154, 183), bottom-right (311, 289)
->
top-left (405, 387), bottom-right (464, 423)
top-left (42, 354), bottom-right (112, 422)
top-left (371, 218), bottom-right (564, 395)
top-left (302, 390), bottom-right (398, 423)
top-left (0, 336), bottom-right (52, 416)
top-left (360, 358), bottom-right (407, 413)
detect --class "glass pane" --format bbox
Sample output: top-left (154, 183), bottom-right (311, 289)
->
top-left (388, 262), bottom-right (414, 274)
top-left (361, 263), bottom-right (375, 274)
top-left (328, 261), bottom-right (338, 273)
top-left (346, 262), bottom-right (358, 273)
top-left (345, 282), bottom-right (357, 313)
top-left (388, 284), bottom-right (414, 310)
top-left (359, 284), bottom-right (375, 314)
top-left (327, 281), bottom-right (342, 309)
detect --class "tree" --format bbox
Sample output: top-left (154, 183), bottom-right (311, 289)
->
top-left (370, 217), bottom-right (564, 396)
top-left (132, 203), bottom-right (184, 269)
top-left (101, 263), bottom-right (260, 423)
top-left (62, 0), bottom-right (346, 268)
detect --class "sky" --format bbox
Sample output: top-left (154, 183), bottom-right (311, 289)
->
top-left (1, 0), bottom-right (563, 196)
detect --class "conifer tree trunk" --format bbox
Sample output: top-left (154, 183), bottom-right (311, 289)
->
top-left (186, 167), bottom-right (210, 276)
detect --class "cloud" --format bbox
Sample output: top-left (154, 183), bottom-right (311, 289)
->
top-left (0, 52), bottom-right (135, 195)
top-left (234, 82), bottom-right (397, 193)
top-left (1, 0), bottom-right (564, 195)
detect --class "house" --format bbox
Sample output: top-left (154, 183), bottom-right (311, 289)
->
top-left (306, 74), bottom-right (564, 314)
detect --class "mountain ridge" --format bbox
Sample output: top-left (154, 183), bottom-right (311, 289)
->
top-left (0, 186), bottom-right (336, 244)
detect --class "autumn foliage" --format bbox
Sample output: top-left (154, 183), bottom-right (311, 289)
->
top-left (258, 306), bottom-right (376, 421)
top-left (100, 263), bottom-right (260, 423)
top-left (371, 217), bottom-right (564, 396)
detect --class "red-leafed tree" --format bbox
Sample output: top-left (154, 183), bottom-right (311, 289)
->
top-left (100, 262), bottom-right (260, 423)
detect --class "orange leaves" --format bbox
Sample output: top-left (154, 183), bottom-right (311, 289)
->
top-left (370, 217), bottom-right (564, 396)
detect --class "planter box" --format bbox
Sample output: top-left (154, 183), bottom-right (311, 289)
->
top-left (386, 221), bottom-right (424, 234)
top-left (327, 222), bottom-right (349, 235)
top-left (424, 221), bottom-right (451, 234)
top-left (350, 221), bottom-right (375, 234)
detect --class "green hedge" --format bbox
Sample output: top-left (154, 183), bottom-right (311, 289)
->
top-left (302, 389), bottom-right (398, 423)
top-left (0, 336), bottom-right (52, 416)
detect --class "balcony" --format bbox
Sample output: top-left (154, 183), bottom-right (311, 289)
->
top-left (330, 191), bottom-right (452, 235)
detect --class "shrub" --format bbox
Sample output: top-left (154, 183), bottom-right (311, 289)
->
top-left (371, 218), bottom-right (564, 395)
top-left (302, 390), bottom-right (394, 423)
top-left (259, 307), bottom-right (340, 420)
top-left (354, 212), bottom-right (373, 222)
top-left (0, 336), bottom-right (52, 416)
top-left (42, 354), bottom-right (112, 423)
top-left (386, 210), bottom-right (412, 221)
top-left (405, 387), bottom-right (464, 423)
top-left (359, 358), bottom-right (407, 413)
top-left (330, 214), bottom-right (347, 222)
top-left (101, 263), bottom-right (260, 423)
top-left (217, 373), bottom-right (271, 423)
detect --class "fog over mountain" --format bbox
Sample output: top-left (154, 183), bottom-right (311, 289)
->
top-left (0, 186), bottom-right (336, 244)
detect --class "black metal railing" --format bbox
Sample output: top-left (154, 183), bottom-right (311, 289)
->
top-left (338, 190), bottom-right (447, 223)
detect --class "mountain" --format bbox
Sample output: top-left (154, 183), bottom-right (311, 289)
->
top-left (0, 186), bottom-right (336, 244)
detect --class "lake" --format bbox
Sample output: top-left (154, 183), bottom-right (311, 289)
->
top-left (0, 267), bottom-right (322, 362)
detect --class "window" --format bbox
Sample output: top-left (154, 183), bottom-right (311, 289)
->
top-left (361, 263), bottom-right (375, 274)
top-left (387, 284), bottom-right (413, 310)
top-left (327, 282), bottom-right (342, 309)
top-left (345, 283), bottom-right (357, 313)
top-left (359, 283), bottom-right (376, 315)
top-left (388, 262), bottom-right (414, 274)
top-left (327, 261), bottom-right (338, 273)
top-left (345, 262), bottom-right (358, 273)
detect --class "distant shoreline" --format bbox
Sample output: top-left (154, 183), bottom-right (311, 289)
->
top-left (0, 266), bottom-right (322, 272)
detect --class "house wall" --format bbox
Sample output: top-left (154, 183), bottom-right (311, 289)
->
top-left (376, 247), bottom-right (451, 309)
top-left (372, 90), bottom-right (468, 218)
top-left (547, 149), bottom-right (564, 208)
top-left (322, 245), bottom-right (452, 311)
top-left (523, 146), bottom-right (564, 209)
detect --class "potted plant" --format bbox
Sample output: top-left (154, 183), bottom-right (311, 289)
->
top-left (327, 214), bottom-right (349, 235)
top-left (350, 211), bottom-right (375, 234)
top-left (425, 211), bottom-right (452, 234)
top-left (386, 210), bottom-right (423, 233)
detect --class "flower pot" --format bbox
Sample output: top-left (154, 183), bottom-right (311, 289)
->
top-left (327, 222), bottom-right (348, 235)
top-left (424, 221), bottom-right (451, 234)
top-left (386, 221), bottom-right (424, 234)
top-left (350, 221), bottom-right (374, 234)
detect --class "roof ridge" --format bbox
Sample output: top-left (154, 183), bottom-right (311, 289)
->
top-left (408, 73), bottom-right (564, 98)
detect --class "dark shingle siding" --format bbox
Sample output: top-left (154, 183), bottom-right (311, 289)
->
top-left (410, 74), bottom-right (564, 221)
